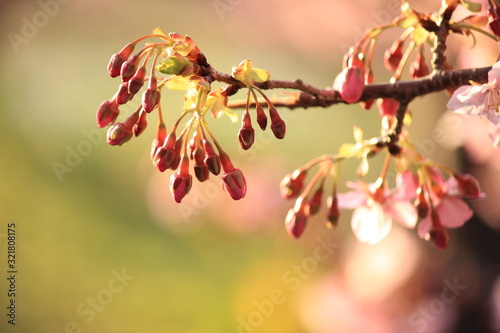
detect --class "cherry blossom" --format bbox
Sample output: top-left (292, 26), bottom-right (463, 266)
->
top-left (446, 61), bottom-right (500, 146)
top-left (337, 180), bottom-right (417, 245)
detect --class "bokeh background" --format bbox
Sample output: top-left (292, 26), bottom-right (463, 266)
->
top-left (0, 0), bottom-right (499, 332)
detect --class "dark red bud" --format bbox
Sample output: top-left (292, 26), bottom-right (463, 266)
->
top-left (96, 99), bottom-right (119, 128)
top-left (132, 110), bottom-right (148, 137)
top-left (128, 66), bottom-right (146, 95)
top-left (116, 82), bottom-right (133, 105)
top-left (306, 187), bottom-right (323, 216)
top-left (280, 169), bottom-right (308, 199)
top-left (285, 199), bottom-right (308, 238)
top-left (170, 172), bottom-right (193, 203)
top-left (170, 136), bottom-right (184, 171)
top-left (238, 112), bottom-right (255, 150)
top-left (221, 168), bottom-right (247, 200)
top-left (153, 132), bottom-right (177, 172)
top-left (121, 54), bottom-right (140, 82)
top-left (107, 43), bottom-right (135, 78)
top-left (202, 139), bottom-right (221, 175)
top-left (107, 123), bottom-right (133, 146)
top-left (256, 104), bottom-right (268, 130)
top-left (268, 105), bottom-right (286, 139)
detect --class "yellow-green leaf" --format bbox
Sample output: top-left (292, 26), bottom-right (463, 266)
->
top-left (250, 68), bottom-right (270, 83)
top-left (165, 76), bottom-right (191, 90)
top-left (412, 26), bottom-right (430, 45)
top-left (460, 0), bottom-right (482, 12)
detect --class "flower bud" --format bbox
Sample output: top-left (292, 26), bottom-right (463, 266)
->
top-left (306, 186), bottom-right (323, 216)
top-left (280, 169), bottom-right (307, 199)
top-left (128, 66), bottom-right (146, 95)
top-left (107, 122), bottom-right (133, 146)
top-left (132, 110), bottom-right (148, 137)
top-left (142, 76), bottom-right (161, 113)
top-left (193, 147), bottom-right (209, 182)
top-left (107, 43), bottom-right (135, 78)
top-left (150, 124), bottom-right (167, 161)
top-left (384, 38), bottom-right (403, 73)
top-left (170, 171), bottom-right (192, 203)
top-left (153, 132), bottom-right (177, 172)
top-left (333, 67), bottom-right (365, 104)
top-left (120, 54), bottom-right (140, 82)
top-left (269, 105), bottom-right (286, 139)
top-left (222, 168), bottom-right (247, 200)
top-left (170, 136), bottom-right (184, 170)
top-left (203, 139), bottom-right (221, 175)
top-left (96, 99), bottom-right (120, 128)
top-left (256, 103), bottom-right (268, 130)
top-left (430, 226), bottom-right (449, 250)
top-left (285, 198), bottom-right (308, 238)
top-left (377, 98), bottom-right (399, 117)
top-left (238, 111), bottom-right (255, 150)
top-left (116, 82), bottom-right (133, 105)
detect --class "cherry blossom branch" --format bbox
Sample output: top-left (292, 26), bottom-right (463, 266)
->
top-left (222, 66), bottom-right (491, 109)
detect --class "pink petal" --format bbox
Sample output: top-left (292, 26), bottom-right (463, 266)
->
top-left (436, 197), bottom-right (473, 228)
top-left (337, 190), bottom-right (367, 209)
top-left (351, 203), bottom-right (392, 244)
top-left (395, 170), bottom-right (418, 200)
top-left (488, 123), bottom-right (500, 147)
top-left (384, 200), bottom-right (417, 229)
top-left (446, 85), bottom-right (489, 116)
top-left (418, 214), bottom-right (432, 239)
top-left (488, 65), bottom-right (500, 88)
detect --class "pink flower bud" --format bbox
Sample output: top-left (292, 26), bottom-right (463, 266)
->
top-left (96, 99), bottom-right (119, 128)
top-left (221, 168), bottom-right (247, 200)
top-left (238, 111), bottom-right (255, 150)
top-left (203, 139), bottom-right (221, 175)
top-left (306, 186), bottom-right (323, 216)
top-left (106, 110), bottom-right (140, 145)
top-left (150, 124), bottom-right (167, 161)
top-left (107, 122), bottom-right (133, 146)
top-left (384, 39), bottom-right (403, 73)
top-left (333, 67), bottom-right (365, 104)
top-left (256, 104), bottom-right (268, 130)
top-left (193, 147), bottom-right (209, 182)
top-left (280, 169), bottom-right (307, 199)
top-left (377, 98), bottom-right (399, 117)
top-left (132, 110), bottom-right (147, 137)
top-left (116, 82), bottom-right (133, 105)
top-left (128, 66), bottom-right (146, 95)
top-left (285, 199), bottom-right (308, 238)
top-left (120, 54), bottom-right (140, 82)
top-left (142, 76), bottom-right (160, 113)
top-left (268, 105), bottom-right (286, 139)
top-left (107, 43), bottom-right (135, 78)
top-left (170, 171), bottom-right (192, 203)
top-left (170, 136), bottom-right (184, 171)
top-left (153, 132), bottom-right (176, 172)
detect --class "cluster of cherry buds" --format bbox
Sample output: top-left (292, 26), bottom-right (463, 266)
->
top-left (333, 0), bottom-right (495, 112)
top-left (96, 28), bottom-right (288, 202)
top-left (280, 124), bottom-right (484, 249)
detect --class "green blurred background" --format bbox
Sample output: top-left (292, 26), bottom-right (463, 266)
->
top-left (0, 1), bottom-right (499, 333)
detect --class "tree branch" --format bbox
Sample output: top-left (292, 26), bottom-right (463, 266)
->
top-left (222, 67), bottom-right (490, 109)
